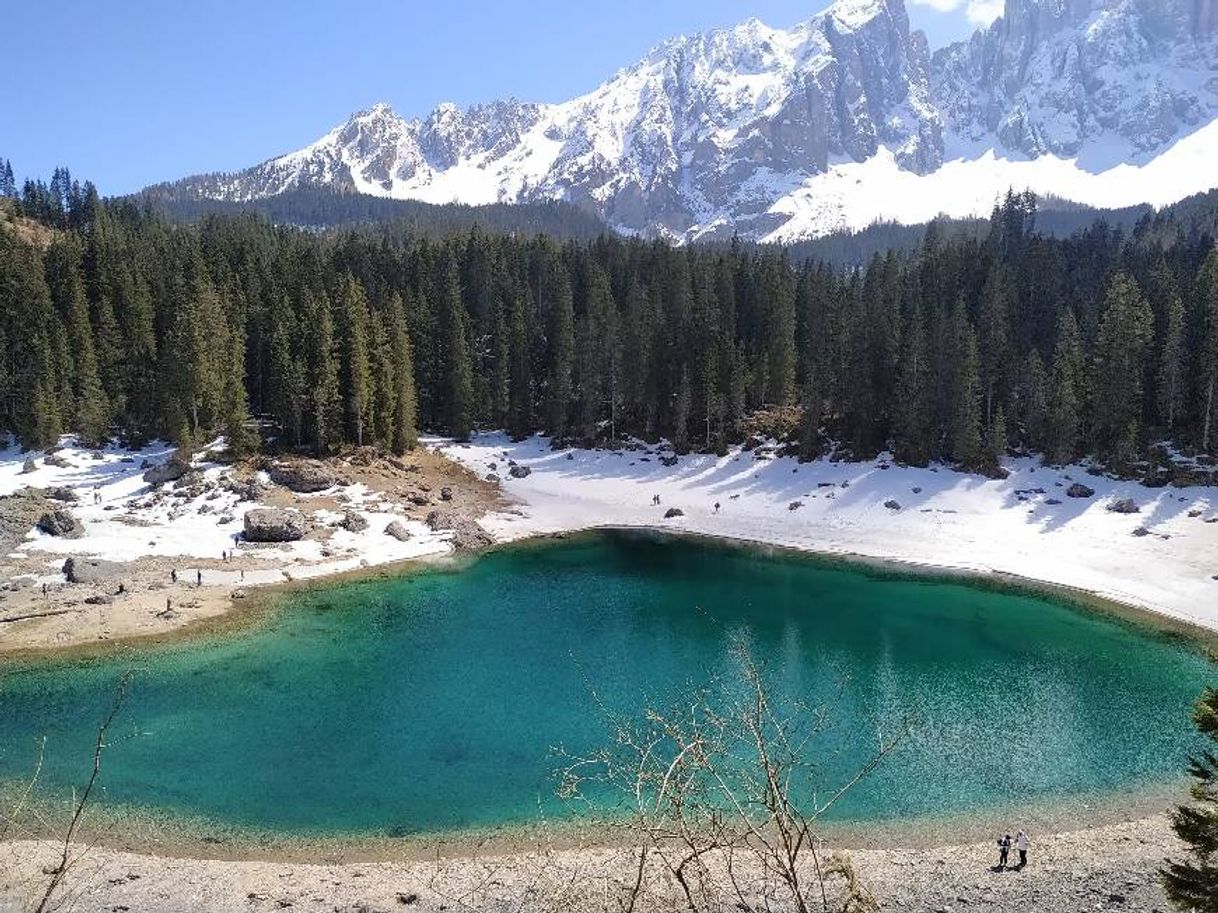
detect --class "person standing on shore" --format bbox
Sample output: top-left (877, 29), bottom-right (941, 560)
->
top-left (1014, 830), bottom-right (1029, 868)
top-left (997, 833), bottom-right (1011, 869)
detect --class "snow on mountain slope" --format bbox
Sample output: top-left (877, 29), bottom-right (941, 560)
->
top-left (156, 0), bottom-right (1218, 241)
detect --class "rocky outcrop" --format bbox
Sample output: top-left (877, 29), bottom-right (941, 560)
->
top-left (63, 557), bottom-right (124, 584)
top-left (384, 520), bottom-right (412, 541)
top-left (143, 458), bottom-right (189, 486)
top-left (664, 508), bottom-right (685, 519)
top-left (243, 508), bottom-right (307, 542)
top-left (268, 462), bottom-right (340, 493)
top-left (508, 465), bottom-right (532, 479)
top-left (425, 510), bottom-right (493, 551)
top-left (1108, 498), bottom-right (1141, 514)
top-left (37, 508), bottom-right (84, 538)
top-left (44, 486), bottom-right (78, 502)
top-left (1067, 483), bottom-right (1095, 499)
top-left (339, 510), bottom-right (369, 533)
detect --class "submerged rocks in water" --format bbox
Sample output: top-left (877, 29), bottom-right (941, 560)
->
top-left (384, 520), bottom-right (412, 542)
top-left (143, 458), bottom-right (189, 486)
top-left (1067, 482), bottom-right (1095, 499)
top-left (1108, 498), bottom-right (1140, 514)
top-left (243, 508), bottom-right (306, 542)
top-left (664, 507), bottom-right (684, 519)
top-left (63, 556), bottom-right (123, 584)
top-left (269, 462), bottom-right (340, 493)
top-left (37, 509), bottom-right (83, 538)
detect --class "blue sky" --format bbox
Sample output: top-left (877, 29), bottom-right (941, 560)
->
top-left (3, 0), bottom-right (993, 196)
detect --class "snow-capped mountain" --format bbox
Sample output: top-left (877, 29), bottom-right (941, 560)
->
top-left (155, 0), bottom-right (1218, 242)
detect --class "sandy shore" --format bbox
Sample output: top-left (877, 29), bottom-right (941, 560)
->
top-left (0, 814), bottom-right (1182, 913)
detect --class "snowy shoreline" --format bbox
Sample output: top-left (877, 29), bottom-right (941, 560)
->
top-left (434, 432), bottom-right (1218, 633)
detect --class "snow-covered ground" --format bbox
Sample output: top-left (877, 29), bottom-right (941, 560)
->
top-left (434, 433), bottom-right (1218, 632)
top-left (0, 438), bottom-right (453, 591)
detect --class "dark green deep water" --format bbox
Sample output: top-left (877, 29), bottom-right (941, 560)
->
top-left (0, 531), bottom-right (1211, 837)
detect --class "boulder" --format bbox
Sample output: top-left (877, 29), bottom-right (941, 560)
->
top-left (268, 462), bottom-right (339, 493)
top-left (44, 454), bottom-right (73, 469)
top-left (339, 510), bottom-right (369, 533)
top-left (37, 509), bottom-right (83, 538)
top-left (425, 510), bottom-right (492, 551)
top-left (408, 494), bottom-right (430, 506)
top-left (384, 520), bottom-right (412, 542)
top-left (20, 458), bottom-right (37, 474)
top-left (884, 500), bottom-right (902, 511)
top-left (440, 487), bottom-right (453, 502)
top-left (508, 464), bottom-right (532, 479)
top-left (485, 473), bottom-right (500, 483)
top-left (1108, 498), bottom-right (1140, 514)
top-left (788, 501), bottom-right (803, 511)
top-left (660, 456), bottom-right (679, 468)
top-left (45, 486), bottom-right (78, 502)
top-left (1066, 483), bottom-right (1095, 499)
top-left (243, 508), bottom-right (307, 543)
top-left (84, 594), bottom-right (113, 605)
top-left (143, 458), bottom-right (189, 486)
top-left (664, 508), bottom-right (684, 519)
top-left (63, 557), bottom-right (124, 584)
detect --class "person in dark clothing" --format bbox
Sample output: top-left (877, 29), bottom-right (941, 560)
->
top-left (996, 834), bottom-right (1011, 870)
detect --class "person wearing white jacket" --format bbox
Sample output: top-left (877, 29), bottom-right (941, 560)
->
top-left (1014, 830), bottom-right (1030, 868)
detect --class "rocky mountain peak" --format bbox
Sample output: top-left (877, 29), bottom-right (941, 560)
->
top-left (155, 0), bottom-right (1218, 241)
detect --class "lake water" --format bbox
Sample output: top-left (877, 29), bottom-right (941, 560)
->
top-left (0, 531), bottom-right (1209, 837)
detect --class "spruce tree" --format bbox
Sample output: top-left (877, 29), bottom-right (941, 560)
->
top-left (1198, 252), bottom-right (1218, 452)
top-left (1047, 310), bottom-right (1085, 464)
top-left (947, 300), bottom-right (983, 468)
top-left (337, 275), bottom-right (372, 447)
top-left (1162, 688), bottom-right (1218, 911)
top-left (1158, 293), bottom-right (1186, 433)
top-left (893, 303), bottom-right (931, 465)
top-left (388, 294), bottom-right (419, 453)
top-left (304, 291), bottom-right (340, 454)
top-left (544, 260), bottom-right (574, 441)
top-left (1092, 272), bottom-right (1154, 463)
top-left (438, 261), bottom-right (474, 440)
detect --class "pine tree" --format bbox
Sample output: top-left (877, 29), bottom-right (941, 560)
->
top-left (977, 265), bottom-right (1014, 428)
top-left (304, 291), bottom-right (340, 454)
top-left (337, 275), bottom-right (372, 447)
top-left (543, 259), bottom-right (574, 441)
top-left (221, 329), bottom-right (257, 458)
top-left (506, 291), bottom-right (533, 440)
top-left (1162, 688), bottom-right (1218, 911)
top-left (1198, 252), bottom-right (1218, 453)
top-left (1092, 272), bottom-right (1154, 463)
top-left (893, 303), bottom-right (931, 465)
top-left (1158, 293), bottom-right (1186, 433)
top-left (438, 261), bottom-right (474, 440)
top-left (267, 294), bottom-right (305, 446)
top-left (1047, 310), bottom-right (1085, 464)
top-left (986, 405), bottom-right (1008, 468)
top-left (947, 300), bottom-right (983, 468)
top-left (388, 294), bottom-right (419, 453)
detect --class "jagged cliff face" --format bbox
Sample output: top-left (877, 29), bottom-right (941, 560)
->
top-left (156, 0), bottom-right (1218, 241)
top-left (934, 0), bottom-right (1218, 159)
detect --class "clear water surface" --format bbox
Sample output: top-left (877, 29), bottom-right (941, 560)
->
top-left (0, 531), bottom-right (1209, 836)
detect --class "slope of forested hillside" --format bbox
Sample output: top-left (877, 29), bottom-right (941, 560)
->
top-left (2, 166), bottom-right (1217, 482)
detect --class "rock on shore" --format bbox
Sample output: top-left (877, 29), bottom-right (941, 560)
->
top-left (243, 508), bottom-right (307, 543)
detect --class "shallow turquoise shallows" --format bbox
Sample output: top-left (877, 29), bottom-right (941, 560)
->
top-left (0, 531), bottom-right (1211, 836)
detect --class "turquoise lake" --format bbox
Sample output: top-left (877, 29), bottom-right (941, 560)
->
top-left (0, 531), bottom-right (1211, 836)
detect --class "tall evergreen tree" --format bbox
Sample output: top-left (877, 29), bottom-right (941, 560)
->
top-left (388, 294), bottom-right (419, 453)
top-left (438, 261), bottom-right (474, 440)
top-left (1092, 272), bottom-right (1154, 463)
top-left (1047, 310), bottom-right (1085, 464)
